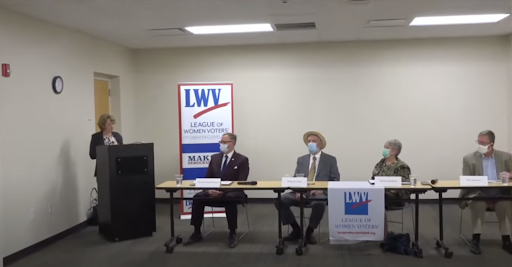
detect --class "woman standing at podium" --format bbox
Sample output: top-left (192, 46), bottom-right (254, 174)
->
top-left (89, 114), bottom-right (124, 178)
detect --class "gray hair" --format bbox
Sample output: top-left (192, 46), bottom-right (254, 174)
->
top-left (222, 133), bottom-right (237, 143)
top-left (478, 130), bottom-right (495, 144)
top-left (385, 139), bottom-right (402, 156)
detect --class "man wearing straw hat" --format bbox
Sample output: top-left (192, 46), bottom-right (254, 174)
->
top-left (275, 131), bottom-right (340, 245)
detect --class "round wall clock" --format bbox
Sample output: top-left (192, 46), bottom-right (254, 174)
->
top-left (52, 76), bottom-right (64, 94)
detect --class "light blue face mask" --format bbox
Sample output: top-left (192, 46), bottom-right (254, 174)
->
top-left (382, 148), bottom-right (390, 158)
top-left (308, 142), bottom-right (318, 154)
top-left (219, 143), bottom-right (229, 153)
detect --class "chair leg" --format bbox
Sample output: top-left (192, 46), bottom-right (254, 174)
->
top-left (212, 207), bottom-right (216, 228)
top-left (239, 204), bottom-right (250, 240)
top-left (459, 209), bottom-right (471, 246)
top-left (459, 209), bottom-right (463, 235)
top-left (320, 222), bottom-right (330, 243)
top-left (410, 204), bottom-right (415, 233)
top-left (202, 207), bottom-right (215, 237)
top-left (317, 223), bottom-right (321, 242)
top-left (401, 208), bottom-right (404, 233)
top-left (245, 204), bottom-right (250, 229)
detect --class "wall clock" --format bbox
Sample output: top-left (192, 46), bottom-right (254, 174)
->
top-left (52, 76), bottom-right (64, 94)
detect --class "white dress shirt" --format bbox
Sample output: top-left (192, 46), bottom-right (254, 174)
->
top-left (308, 151), bottom-right (321, 181)
top-left (221, 150), bottom-right (234, 170)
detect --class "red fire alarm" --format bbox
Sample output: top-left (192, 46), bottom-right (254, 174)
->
top-left (2, 64), bottom-right (11, 77)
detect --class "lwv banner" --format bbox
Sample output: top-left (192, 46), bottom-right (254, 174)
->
top-left (328, 181), bottom-right (385, 243)
top-left (178, 82), bottom-right (234, 219)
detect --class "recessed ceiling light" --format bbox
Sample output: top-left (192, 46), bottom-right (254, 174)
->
top-left (185, 23), bottom-right (274, 35)
top-left (410, 14), bottom-right (510, 26)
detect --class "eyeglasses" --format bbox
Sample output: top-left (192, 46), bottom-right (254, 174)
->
top-left (219, 141), bottom-right (233, 144)
top-left (475, 140), bottom-right (492, 146)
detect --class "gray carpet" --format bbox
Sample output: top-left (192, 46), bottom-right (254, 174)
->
top-left (9, 203), bottom-right (512, 267)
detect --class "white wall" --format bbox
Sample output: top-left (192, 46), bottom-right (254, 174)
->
top-left (0, 156), bottom-right (3, 266)
top-left (0, 6), bottom-right (135, 256)
top-left (133, 37), bottom-right (511, 199)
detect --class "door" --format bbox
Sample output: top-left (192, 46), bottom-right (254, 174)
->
top-left (94, 79), bottom-right (110, 132)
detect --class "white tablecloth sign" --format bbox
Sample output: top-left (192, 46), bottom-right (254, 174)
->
top-left (328, 181), bottom-right (385, 244)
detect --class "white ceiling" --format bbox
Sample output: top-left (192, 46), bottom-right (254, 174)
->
top-left (1, 0), bottom-right (511, 49)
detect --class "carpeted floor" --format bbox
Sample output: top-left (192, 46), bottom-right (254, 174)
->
top-left (8, 203), bottom-right (512, 267)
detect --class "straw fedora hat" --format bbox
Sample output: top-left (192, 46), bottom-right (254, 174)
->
top-left (303, 131), bottom-right (327, 149)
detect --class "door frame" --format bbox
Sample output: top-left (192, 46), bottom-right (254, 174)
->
top-left (94, 78), bottom-right (111, 112)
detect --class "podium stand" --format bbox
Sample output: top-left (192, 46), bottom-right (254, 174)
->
top-left (96, 143), bottom-right (156, 241)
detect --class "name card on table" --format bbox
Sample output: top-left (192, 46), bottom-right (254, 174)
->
top-left (374, 176), bottom-right (402, 187)
top-left (460, 176), bottom-right (488, 186)
top-left (195, 178), bottom-right (221, 188)
top-left (282, 177), bottom-right (308, 188)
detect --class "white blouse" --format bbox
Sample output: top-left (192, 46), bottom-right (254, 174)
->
top-left (103, 135), bottom-right (118, 146)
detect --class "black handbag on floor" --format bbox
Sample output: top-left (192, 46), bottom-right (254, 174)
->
top-left (380, 231), bottom-right (412, 255)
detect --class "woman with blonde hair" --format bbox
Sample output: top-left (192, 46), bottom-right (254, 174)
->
top-left (89, 114), bottom-right (123, 177)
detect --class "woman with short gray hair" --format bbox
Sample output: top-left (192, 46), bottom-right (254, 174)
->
top-left (372, 139), bottom-right (411, 208)
top-left (372, 139), bottom-right (411, 245)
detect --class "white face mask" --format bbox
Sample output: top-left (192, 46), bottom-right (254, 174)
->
top-left (219, 143), bottom-right (229, 153)
top-left (477, 144), bottom-right (490, 154)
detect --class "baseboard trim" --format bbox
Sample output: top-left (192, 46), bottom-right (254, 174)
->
top-left (3, 221), bottom-right (89, 266)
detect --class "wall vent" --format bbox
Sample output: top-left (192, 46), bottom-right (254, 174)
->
top-left (274, 22), bottom-right (316, 31)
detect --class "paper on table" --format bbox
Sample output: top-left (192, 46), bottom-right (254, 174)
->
top-left (221, 181), bottom-right (233, 185)
top-left (282, 177), bottom-right (307, 187)
top-left (460, 176), bottom-right (488, 186)
top-left (374, 176), bottom-right (401, 187)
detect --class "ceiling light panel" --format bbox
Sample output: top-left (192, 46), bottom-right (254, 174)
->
top-left (410, 14), bottom-right (510, 26)
top-left (185, 24), bottom-right (274, 35)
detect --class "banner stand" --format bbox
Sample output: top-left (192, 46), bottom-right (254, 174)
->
top-left (328, 181), bottom-right (385, 243)
top-left (178, 82), bottom-right (234, 220)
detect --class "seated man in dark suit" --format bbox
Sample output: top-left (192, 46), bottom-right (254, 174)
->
top-left (275, 131), bottom-right (340, 245)
top-left (184, 133), bottom-right (249, 248)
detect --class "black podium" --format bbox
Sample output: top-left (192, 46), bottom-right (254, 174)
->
top-left (96, 143), bottom-right (156, 242)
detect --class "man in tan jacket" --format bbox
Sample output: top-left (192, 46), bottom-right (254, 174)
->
top-left (459, 130), bottom-right (512, 255)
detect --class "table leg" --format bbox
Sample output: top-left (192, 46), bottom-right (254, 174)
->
top-left (434, 191), bottom-right (453, 258)
top-left (275, 191), bottom-right (285, 255)
top-left (411, 193), bottom-right (423, 258)
top-left (295, 192), bottom-right (305, 256)
top-left (164, 190), bottom-right (182, 253)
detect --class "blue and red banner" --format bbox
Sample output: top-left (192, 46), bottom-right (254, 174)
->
top-left (178, 83), bottom-right (233, 219)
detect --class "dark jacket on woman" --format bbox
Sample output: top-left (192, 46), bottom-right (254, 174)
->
top-left (89, 131), bottom-right (123, 177)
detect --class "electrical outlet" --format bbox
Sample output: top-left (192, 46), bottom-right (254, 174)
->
top-left (29, 208), bottom-right (35, 220)
top-left (48, 204), bottom-right (53, 214)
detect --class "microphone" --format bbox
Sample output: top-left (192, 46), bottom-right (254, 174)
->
top-left (237, 181), bottom-right (257, 185)
top-left (430, 179), bottom-right (438, 185)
